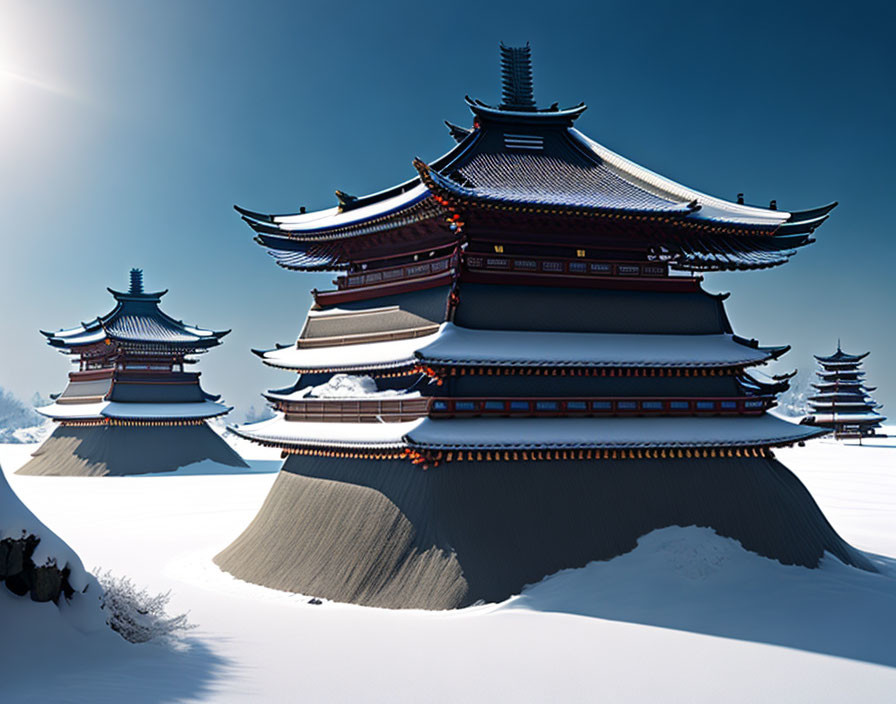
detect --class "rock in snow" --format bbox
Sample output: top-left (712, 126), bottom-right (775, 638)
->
top-left (0, 466), bottom-right (90, 596)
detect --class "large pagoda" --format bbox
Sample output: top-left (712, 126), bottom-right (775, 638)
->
top-left (802, 343), bottom-right (885, 438)
top-left (19, 269), bottom-right (247, 476)
top-left (216, 44), bottom-right (872, 609)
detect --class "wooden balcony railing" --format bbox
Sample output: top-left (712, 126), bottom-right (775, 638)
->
top-left (275, 395), bottom-right (773, 423)
top-left (281, 397), bottom-right (432, 423)
top-left (463, 254), bottom-right (669, 279)
top-left (429, 396), bottom-right (772, 417)
top-left (336, 252), bottom-right (458, 290)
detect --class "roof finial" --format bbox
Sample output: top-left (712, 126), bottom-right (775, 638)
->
top-left (129, 268), bottom-right (144, 295)
top-left (837, 337), bottom-right (841, 352)
top-left (500, 42), bottom-right (536, 111)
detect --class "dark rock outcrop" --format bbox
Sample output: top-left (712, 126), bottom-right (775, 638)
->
top-left (0, 535), bottom-right (74, 603)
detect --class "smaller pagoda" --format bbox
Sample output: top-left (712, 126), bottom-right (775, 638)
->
top-left (18, 269), bottom-right (247, 476)
top-left (802, 343), bottom-right (885, 439)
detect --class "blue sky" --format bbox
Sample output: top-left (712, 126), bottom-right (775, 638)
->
top-left (1, 0), bottom-right (894, 418)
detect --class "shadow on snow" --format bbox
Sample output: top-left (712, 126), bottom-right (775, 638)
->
top-left (505, 526), bottom-right (896, 669)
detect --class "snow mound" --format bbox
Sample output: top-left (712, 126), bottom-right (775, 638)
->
top-left (308, 373), bottom-right (420, 399)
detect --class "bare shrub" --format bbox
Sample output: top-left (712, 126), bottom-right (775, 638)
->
top-left (95, 569), bottom-right (195, 644)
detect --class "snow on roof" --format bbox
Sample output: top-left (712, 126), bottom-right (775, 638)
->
top-left (406, 415), bottom-right (825, 450)
top-left (36, 401), bottom-right (109, 420)
top-left (102, 401), bottom-right (232, 420)
top-left (48, 328), bottom-right (108, 346)
top-left (260, 332), bottom-right (441, 372)
top-left (805, 413), bottom-right (887, 424)
top-left (272, 184), bottom-right (430, 232)
top-left (36, 400), bottom-right (231, 421)
top-left (230, 414), bottom-right (423, 449)
top-left (416, 323), bottom-right (775, 368)
top-left (51, 322), bottom-right (94, 338)
top-left (569, 130), bottom-right (792, 226)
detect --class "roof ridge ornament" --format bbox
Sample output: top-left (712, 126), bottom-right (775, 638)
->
top-left (500, 42), bottom-right (536, 111)
top-left (129, 268), bottom-right (144, 295)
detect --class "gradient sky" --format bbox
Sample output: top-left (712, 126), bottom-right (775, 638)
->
top-left (1, 0), bottom-right (894, 420)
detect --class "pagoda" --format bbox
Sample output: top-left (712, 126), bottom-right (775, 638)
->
top-left (216, 44), bottom-right (872, 609)
top-left (802, 343), bottom-right (885, 438)
top-left (18, 269), bottom-right (247, 476)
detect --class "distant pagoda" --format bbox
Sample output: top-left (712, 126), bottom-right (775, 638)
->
top-left (216, 45), bottom-right (872, 609)
top-left (802, 343), bottom-right (885, 439)
top-left (19, 269), bottom-right (247, 476)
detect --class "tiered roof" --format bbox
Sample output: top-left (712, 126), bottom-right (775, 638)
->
top-left (42, 269), bottom-right (229, 353)
top-left (37, 270), bottom-right (232, 423)
top-left (236, 46), bottom-right (833, 274)
top-left (802, 343), bottom-right (885, 435)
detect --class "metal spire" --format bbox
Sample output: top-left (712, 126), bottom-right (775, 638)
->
top-left (500, 42), bottom-right (536, 111)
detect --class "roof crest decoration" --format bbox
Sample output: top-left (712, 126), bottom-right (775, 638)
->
top-left (500, 42), bottom-right (536, 111)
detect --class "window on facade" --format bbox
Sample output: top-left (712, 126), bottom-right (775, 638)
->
top-left (509, 401), bottom-right (530, 411)
top-left (455, 401), bottom-right (476, 411)
top-left (484, 401), bottom-right (505, 411)
top-left (641, 401), bottom-right (663, 410)
top-left (566, 401), bottom-right (587, 411)
top-left (669, 401), bottom-right (689, 410)
top-left (535, 401), bottom-right (559, 411)
top-left (696, 401), bottom-right (715, 410)
top-left (592, 401), bottom-right (612, 410)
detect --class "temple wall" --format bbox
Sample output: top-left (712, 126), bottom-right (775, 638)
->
top-left (58, 378), bottom-right (113, 400)
top-left (444, 374), bottom-right (743, 397)
top-left (107, 380), bottom-right (207, 403)
top-left (454, 284), bottom-right (730, 334)
top-left (214, 454), bottom-right (872, 610)
top-left (316, 285), bottom-right (451, 322)
top-left (17, 423), bottom-right (248, 476)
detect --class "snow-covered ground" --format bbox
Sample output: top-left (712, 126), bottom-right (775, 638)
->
top-left (1, 431), bottom-right (895, 703)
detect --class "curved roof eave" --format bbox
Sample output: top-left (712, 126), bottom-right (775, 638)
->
top-left (464, 95), bottom-right (588, 123)
top-left (568, 129), bottom-right (835, 229)
top-left (234, 131), bottom-right (482, 231)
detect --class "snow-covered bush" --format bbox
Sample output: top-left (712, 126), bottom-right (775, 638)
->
top-left (0, 387), bottom-right (51, 443)
top-left (96, 569), bottom-right (194, 643)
